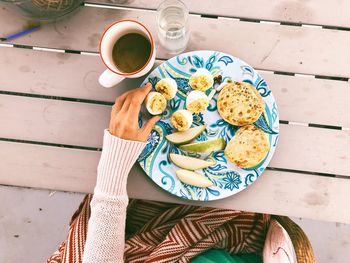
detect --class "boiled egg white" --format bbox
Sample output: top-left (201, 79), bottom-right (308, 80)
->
top-left (189, 68), bottom-right (214, 91)
top-left (155, 78), bottom-right (178, 100)
top-left (170, 109), bottom-right (193, 131)
top-left (145, 91), bottom-right (167, 115)
top-left (186, 90), bottom-right (210, 113)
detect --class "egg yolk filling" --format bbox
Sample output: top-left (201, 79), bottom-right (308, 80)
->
top-left (156, 83), bottom-right (172, 100)
top-left (189, 76), bottom-right (212, 91)
top-left (150, 95), bottom-right (166, 113)
top-left (187, 99), bottom-right (209, 113)
top-left (171, 112), bottom-right (188, 131)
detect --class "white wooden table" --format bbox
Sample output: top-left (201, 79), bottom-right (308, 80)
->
top-left (0, 0), bottom-right (349, 224)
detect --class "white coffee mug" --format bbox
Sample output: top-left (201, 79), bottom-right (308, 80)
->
top-left (99, 20), bottom-right (156, 88)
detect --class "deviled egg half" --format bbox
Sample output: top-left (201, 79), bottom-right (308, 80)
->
top-left (170, 110), bottom-right (193, 131)
top-left (145, 91), bottom-right (167, 115)
top-left (155, 78), bottom-right (178, 100)
top-left (186, 90), bottom-right (210, 113)
top-left (189, 68), bottom-right (214, 91)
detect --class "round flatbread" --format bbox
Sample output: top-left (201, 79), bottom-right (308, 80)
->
top-left (225, 125), bottom-right (269, 168)
top-left (217, 81), bottom-right (264, 126)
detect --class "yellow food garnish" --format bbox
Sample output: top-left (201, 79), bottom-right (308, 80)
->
top-left (171, 112), bottom-right (189, 131)
top-left (187, 99), bottom-right (209, 113)
top-left (150, 95), bottom-right (166, 113)
top-left (189, 75), bottom-right (212, 91)
top-left (156, 82), bottom-right (172, 100)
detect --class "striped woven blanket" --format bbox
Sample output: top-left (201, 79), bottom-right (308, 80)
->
top-left (47, 195), bottom-right (270, 263)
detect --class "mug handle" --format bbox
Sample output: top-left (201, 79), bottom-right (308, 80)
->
top-left (99, 68), bottom-right (125, 88)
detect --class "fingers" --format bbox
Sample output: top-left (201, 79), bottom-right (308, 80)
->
top-left (141, 115), bottom-right (161, 138)
top-left (114, 89), bottom-right (132, 112)
top-left (117, 84), bottom-right (148, 115)
top-left (140, 83), bottom-right (152, 97)
top-left (127, 83), bottom-right (152, 120)
top-left (110, 90), bottom-right (131, 128)
top-left (111, 83), bottom-right (153, 133)
top-left (126, 83), bottom-right (152, 109)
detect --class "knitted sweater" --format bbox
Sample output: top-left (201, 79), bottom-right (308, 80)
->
top-left (82, 130), bottom-right (145, 263)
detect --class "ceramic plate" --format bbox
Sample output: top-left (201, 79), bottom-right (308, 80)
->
top-left (138, 50), bottom-right (279, 201)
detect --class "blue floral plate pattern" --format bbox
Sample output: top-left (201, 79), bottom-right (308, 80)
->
top-left (138, 50), bottom-right (279, 201)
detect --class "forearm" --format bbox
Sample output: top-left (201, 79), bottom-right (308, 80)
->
top-left (83, 130), bottom-right (145, 263)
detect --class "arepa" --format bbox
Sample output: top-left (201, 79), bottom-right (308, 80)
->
top-left (225, 125), bottom-right (269, 168)
top-left (217, 81), bottom-right (264, 126)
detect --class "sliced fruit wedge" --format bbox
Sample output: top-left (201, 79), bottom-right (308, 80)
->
top-left (170, 153), bottom-right (215, 170)
top-left (176, 169), bottom-right (213, 188)
top-left (166, 125), bottom-right (206, 145)
top-left (179, 138), bottom-right (226, 153)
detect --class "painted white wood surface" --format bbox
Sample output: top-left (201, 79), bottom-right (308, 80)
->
top-left (92, 0), bottom-right (350, 28)
top-left (2, 6), bottom-right (350, 77)
top-left (1, 141), bottom-right (350, 223)
top-left (1, 48), bottom-right (350, 128)
top-left (0, 186), bottom-right (84, 263)
top-left (1, 95), bottom-right (349, 175)
top-left (0, 0), bottom-right (349, 226)
top-left (0, 95), bottom-right (109, 148)
top-left (1, 185), bottom-right (350, 263)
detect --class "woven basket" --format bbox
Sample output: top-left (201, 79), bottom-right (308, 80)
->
top-left (2, 0), bottom-right (83, 21)
top-left (268, 216), bottom-right (316, 263)
top-left (47, 195), bottom-right (316, 262)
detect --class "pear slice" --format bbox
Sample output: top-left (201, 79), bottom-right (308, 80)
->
top-left (166, 125), bottom-right (206, 145)
top-left (176, 169), bottom-right (213, 188)
top-left (170, 153), bottom-right (215, 170)
top-left (179, 138), bottom-right (226, 153)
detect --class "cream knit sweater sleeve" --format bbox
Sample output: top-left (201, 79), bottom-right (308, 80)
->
top-left (82, 130), bottom-right (146, 263)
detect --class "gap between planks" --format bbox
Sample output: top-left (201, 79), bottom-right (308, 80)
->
top-left (0, 136), bottom-right (347, 180)
top-left (0, 43), bottom-right (349, 83)
top-left (0, 128), bottom-right (348, 179)
top-left (2, 3), bottom-right (350, 77)
top-left (0, 88), bottom-right (349, 132)
top-left (1, 145), bottom-right (350, 224)
top-left (83, 2), bottom-right (350, 32)
top-left (0, 44), bottom-right (350, 131)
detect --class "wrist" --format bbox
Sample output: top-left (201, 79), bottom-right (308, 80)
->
top-left (95, 129), bottom-right (146, 196)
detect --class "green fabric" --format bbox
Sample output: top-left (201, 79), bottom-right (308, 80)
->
top-left (190, 249), bottom-right (262, 263)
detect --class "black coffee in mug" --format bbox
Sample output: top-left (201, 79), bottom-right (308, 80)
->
top-left (112, 33), bottom-right (152, 73)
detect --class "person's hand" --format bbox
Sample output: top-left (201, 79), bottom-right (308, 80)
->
top-left (109, 83), bottom-right (160, 142)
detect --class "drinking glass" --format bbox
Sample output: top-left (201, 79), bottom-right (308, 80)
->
top-left (156, 0), bottom-right (189, 54)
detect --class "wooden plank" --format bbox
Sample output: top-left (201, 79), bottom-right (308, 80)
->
top-left (270, 125), bottom-right (350, 176)
top-left (0, 95), bottom-right (109, 148)
top-left (0, 94), bottom-right (349, 175)
top-left (2, 185), bottom-right (350, 263)
top-left (0, 47), bottom-right (147, 103)
top-left (1, 141), bottom-right (350, 224)
top-left (261, 73), bottom-right (350, 129)
top-left (91, 0), bottom-right (350, 28)
top-left (1, 48), bottom-right (350, 128)
top-left (293, 217), bottom-right (350, 263)
top-left (1, 7), bottom-right (350, 77)
top-left (0, 186), bottom-right (84, 263)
